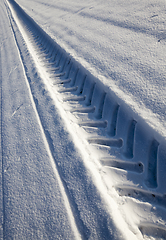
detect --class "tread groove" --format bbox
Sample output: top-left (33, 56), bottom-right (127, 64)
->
top-left (108, 104), bottom-right (119, 137)
top-left (101, 158), bottom-right (143, 173)
top-left (88, 137), bottom-right (123, 148)
top-left (95, 92), bottom-right (106, 119)
top-left (146, 139), bottom-right (159, 188)
top-left (124, 120), bottom-right (137, 159)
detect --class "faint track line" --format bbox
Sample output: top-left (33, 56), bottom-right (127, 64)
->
top-left (0, 3), bottom-right (7, 238)
top-left (0, 31), bottom-right (4, 240)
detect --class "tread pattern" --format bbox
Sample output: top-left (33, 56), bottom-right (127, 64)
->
top-left (7, 0), bottom-right (166, 238)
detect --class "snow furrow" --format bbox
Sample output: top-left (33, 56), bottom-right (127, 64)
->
top-left (6, 0), bottom-right (166, 238)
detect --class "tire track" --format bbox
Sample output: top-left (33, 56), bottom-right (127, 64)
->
top-left (6, 1), bottom-right (127, 239)
top-left (5, 1), bottom-right (82, 239)
top-left (6, 0), bottom-right (166, 238)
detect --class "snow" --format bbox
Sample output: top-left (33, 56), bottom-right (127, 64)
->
top-left (1, 0), bottom-right (166, 239)
top-left (0, 2), bottom-right (78, 238)
top-left (15, 0), bottom-right (166, 138)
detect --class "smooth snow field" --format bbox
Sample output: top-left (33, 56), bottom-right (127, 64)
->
top-left (1, 0), bottom-right (166, 239)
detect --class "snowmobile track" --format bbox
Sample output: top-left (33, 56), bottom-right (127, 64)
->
top-left (6, 0), bottom-right (166, 238)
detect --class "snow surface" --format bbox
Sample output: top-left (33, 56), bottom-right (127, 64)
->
top-left (16, 0), bottom-right (166, 138)
top-left (1, 0), bottom-right (134, 239)
top-left (1, 0), bottom-right (166, 239)
top-left (0, 1), bottom-right (80, 239)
